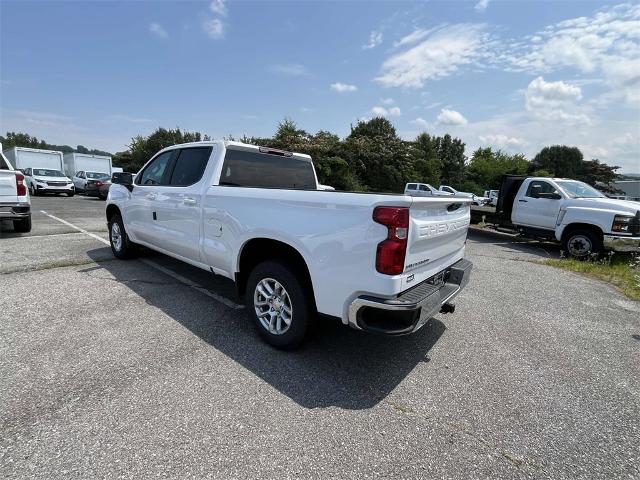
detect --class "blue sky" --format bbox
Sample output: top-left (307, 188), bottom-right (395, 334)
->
top-left (1, 0), bottom-right (639, 172)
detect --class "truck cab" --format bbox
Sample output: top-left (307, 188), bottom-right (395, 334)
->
top-left (404, 182), bottom-right (452, 197)
top-left (498, 176), bottom-right (640, 257)
top-left (483, 190), bottom-right (499, 206)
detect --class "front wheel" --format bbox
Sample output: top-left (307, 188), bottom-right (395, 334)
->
top-left (67, 192), bottom-right (75, 197)
top-left (109, 213), bottom-right (137, 259)
top-left (563, 229), bottom-right (603, 259)
top-left (246, 261), bottom-right (313, 350)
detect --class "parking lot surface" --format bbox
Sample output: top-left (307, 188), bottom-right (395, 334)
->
top-left (1, 196), bottom-right (639, 479)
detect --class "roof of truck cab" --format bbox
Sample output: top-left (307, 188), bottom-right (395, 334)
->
top-left (528, 177), bottom-right (580, 182)
top-left (159, 140), bottom-right (312, 160)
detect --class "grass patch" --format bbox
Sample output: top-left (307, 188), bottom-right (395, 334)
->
top-left (545, 253), bottom-right (640, 301)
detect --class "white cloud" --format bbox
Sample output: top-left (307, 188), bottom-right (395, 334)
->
top-left (209, 0), bottom-right (227, 16)
top-left (363, 30), bottom-right (383, 49)
top-left (202, 0), bottom-right (227, 39)
top-left (381, 98), bottom-right (394, 105)
top-left (478, 134), bottom-right (527, 149)
top-left (371, 106), bottom-right (401, 117)
top-left (270, 64), bottom-right (310, 76)
top-left (504, 3), bottom-right (640, 106)
top-left (149, 23), bottom-right (169, 39)
top-left (393, 28), bottom-right (433, 47)
top-left (412, 117), bottom-right (430, 130)
top-left (375, 24), bottom-right (489, 88)
top-left (437, 108), bottom-right (468, 125)
top-left (475, 0), bottom-right (490, 12)
top-left (203, 18), bottom-right (224, 39)
top-left (525, 76), bottom-right (590, 124)
top-left (371, 106), bottom-right (388, 117)
top-left (330, 82), bottom-right (358, 93)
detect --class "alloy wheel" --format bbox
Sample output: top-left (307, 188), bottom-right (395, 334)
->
top-left (254, 278), bottom-right (293, 335)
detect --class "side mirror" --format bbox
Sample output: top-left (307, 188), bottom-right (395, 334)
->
top-left (112, 172), bottom-right (134, 191)
top-left (112, 172), bottom-right (132, 184)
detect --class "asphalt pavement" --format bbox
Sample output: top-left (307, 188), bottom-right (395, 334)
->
top-left (1, 195), bottom-right (638, 479)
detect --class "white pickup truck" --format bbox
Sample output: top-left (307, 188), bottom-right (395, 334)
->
top-left (439, 185), bottom-right (487, 206)
top-left (107, 141), bottom-right (473, 348)
top-left (0, 149), bottom-right (31, 232)
top-left (494, 176), bottom-right (640, 257)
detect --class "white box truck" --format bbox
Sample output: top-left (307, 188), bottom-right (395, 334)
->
top-left (3, 147), bottom-right (64, 172)
top-left (63, 153), bottom-right (112, 178)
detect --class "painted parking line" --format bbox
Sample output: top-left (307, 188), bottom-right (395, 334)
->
top-left (40, 210), bottom-right (244, 310)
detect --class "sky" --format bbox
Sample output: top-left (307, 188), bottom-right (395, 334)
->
top-left (1, 0), bottom-right (639, 172)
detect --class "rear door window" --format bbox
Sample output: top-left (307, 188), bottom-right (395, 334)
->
top-left (419, 184), bottom-right (429, 191)
top-left (220, 148), bottom-right (316, 190)
top-left (168, 147), bottom-right (212, 186)
top-left (137, 151), bottom-right (173, 186)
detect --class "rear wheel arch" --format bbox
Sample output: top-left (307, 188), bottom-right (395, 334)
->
top-left (236, 238), bottom-right (316, 308)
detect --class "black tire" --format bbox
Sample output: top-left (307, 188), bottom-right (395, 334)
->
top-left (563, 229), bottom-right (603, 259)
top-left (67, 192), bottom-right (75, 197)
top-left (31, 186), bottom-right (38, 196)
top-left (108, 213), bottom-right (137, 259)
top-left (13, 216), bottom-right (32, 233)
top-left (246, 260), bottom-right (313, 350)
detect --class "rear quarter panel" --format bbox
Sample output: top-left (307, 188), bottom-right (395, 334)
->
top-left (202, 188), bottom-right (412, 318)
top-left (202, 188), bottom-right (471, 320)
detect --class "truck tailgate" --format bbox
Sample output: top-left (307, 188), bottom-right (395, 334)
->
top-left (404, 197), bottom-right (471, 281)
top-left (0, 171), bottom-right (18, 203)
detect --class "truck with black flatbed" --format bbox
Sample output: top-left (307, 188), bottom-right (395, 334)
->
top-left (470, 175), bottom-right (640, 257)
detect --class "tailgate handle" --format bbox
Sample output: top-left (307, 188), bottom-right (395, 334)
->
top-left (518, 199), bottom-right (528, 203)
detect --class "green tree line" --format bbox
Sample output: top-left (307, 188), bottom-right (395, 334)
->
top-left (0, 132), bottom-right (112, 157)
top-left (2, 118), bottom-right (620, 193)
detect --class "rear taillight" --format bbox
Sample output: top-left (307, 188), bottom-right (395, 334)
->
top-left (15, 173), bottom-right (27, 196)
top-left (373, 206), bottom-right (409, 275)
top-left (95, 181), bottom-right (103, 187)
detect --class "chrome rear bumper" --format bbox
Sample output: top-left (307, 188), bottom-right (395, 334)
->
top-left (347, 259), bottom-right (473, 335)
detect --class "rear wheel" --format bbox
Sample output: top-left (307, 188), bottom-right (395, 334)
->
top-left (67, 192), bottom-right (74, 197)
top-left (246, 260), bottom-right (313, 350)
top-left (108, 213), bottom-right (137, 259)
top-left (563, 229), bottom-right (603, 259)
top-left (13, 216), bottom-right (32, 233)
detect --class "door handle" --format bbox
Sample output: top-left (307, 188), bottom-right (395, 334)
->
top-left (146, 192), bottom-right (157, 200)
top-left (518, 199), bottom-right (528, 202)
top-left (183, 197), bottom-right (196, 206)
